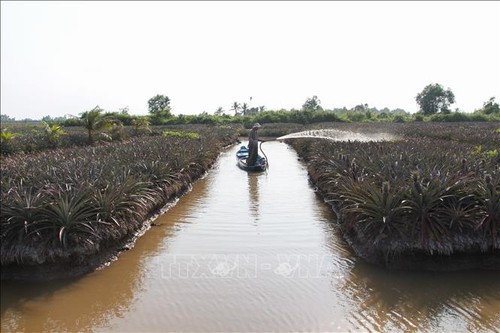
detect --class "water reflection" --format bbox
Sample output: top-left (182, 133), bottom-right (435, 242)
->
top-left (338, 260), bottom-right (500, 332)
top-left (2, 250), bottom-right (145, 332)
top-left (248, 173), bottom-right (260, 222)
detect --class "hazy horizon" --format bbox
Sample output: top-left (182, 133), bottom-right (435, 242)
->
top-left (1, 1), bottom-right (499, 120)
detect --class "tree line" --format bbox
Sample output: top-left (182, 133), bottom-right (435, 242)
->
top-left (2, 83), bottom-right (499, 127)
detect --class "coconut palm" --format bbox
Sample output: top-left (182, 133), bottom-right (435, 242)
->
top-left (0, 128), bottom-right (17, 142)
top-left (214, 107), bottom-right (224, 116)
top-left (131, 117), bottom-right (152, 136)
top-left (0, 128), bottom-right (18, 155)
top-left (231, 102), bottom-right (241, 116)
top-left (241, 103), bottom-right (248, 116)
top-left (80, 106), bottom-right (114, 144)
top-left (42, 121), bottom-right (66, 147)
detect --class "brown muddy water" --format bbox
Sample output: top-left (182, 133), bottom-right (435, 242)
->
top-left (1, 139), bottom-right (500, 332)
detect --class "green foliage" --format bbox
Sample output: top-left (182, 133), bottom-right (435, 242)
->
top-left (42, 121), bottom-right (66, 147)
top-left (414, 114), bottom-right (424, 122)
top-left (0, 128), bottom-right (19, 155)
top-left (302, 96), bottom-right (323, 111)
top-left (473, 145), bottom-right (499, 163)
top-left (80, 106), bottom-right (116, 144)
top-left (62, 117), bottom-right (84, 127)
top-left (4, 98), bottom-right (499, 157)
top-left (132, 117), bottom-right (152, 136)
top-left (481, 97), bottom-right (500, 115)
top-left (342, 111), bottom-right (367, 122)
top-left (148, 94), bottom-right (172, 124)
top-left (414, 110), bottom-right (500, 123)
top-left (162, 130), bottom-right (201, 140)
top-left (416, 83), bottom-right (455, 115)
top-left (148, 94), bottom-right (171, 114)
top-left (473, 145), bottom-right (484, 156)
top-left (429, 112), bottom-right (470, 122)
top-left (105, 108), bottom-right (136, 126)
top-left (392, 115), bottom-right (406, 123)
top-left (1, 128), bottom-right (17, 142)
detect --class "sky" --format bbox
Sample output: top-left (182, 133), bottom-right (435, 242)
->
top-left (1, 1), bottom-right (500, 120)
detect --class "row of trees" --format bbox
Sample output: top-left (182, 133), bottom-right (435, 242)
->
top-left (34, 92), bottom-right (500, 130)
top-left (1, 93), bottom-right (498, 155)
top-left (2, 84), bottom-right (498, 127)
top-left (210, 95), bottom-right (357, 117)
top-left (299, 85), bottom-right (495, 116)
top-left (147, 83), bottom-right (497, 122)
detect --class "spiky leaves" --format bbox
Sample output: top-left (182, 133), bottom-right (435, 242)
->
top-left (38, 186), bottom-right (98, 248)
top-left (286, 130), bottom-right (499, 258)
top-left (1, 126), bottom-right (236, 266)
top-left (475, 175), bottom-right (500, 249)
top-left (1, 185), bottom-right (48, 244)
top-left (403, 174), bottom-right (473, 252)
top-left (342, 181), bottom-right (408, 246)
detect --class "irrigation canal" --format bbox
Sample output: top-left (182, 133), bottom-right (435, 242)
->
top-left (1, 139), bottom-right (499, 332)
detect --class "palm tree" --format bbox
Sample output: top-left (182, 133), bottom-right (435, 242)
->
top-left (214, 107), bottom-right (224, 116)
top-left (241, 103), bottom-right (248, 116)
top-left (231, 102), bottom-right (241, 116)
top-left (0, 128), bottom-right (17, 155)
top-left (0, 128), bottom-right (17, 143)
top-left (80, 106), bottom-right (113, 144)
top-left (42, 121), bottom-right (66, 147)
top-left (131, 117), bottom-right (152, 136)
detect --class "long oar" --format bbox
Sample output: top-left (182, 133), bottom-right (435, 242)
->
top-left (259, 141), bottom-right (269, 169)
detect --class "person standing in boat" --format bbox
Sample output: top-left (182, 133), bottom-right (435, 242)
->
top-left (247, 122), bottom-right (262, 166)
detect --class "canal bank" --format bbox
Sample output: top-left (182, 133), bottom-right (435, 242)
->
top-left (1, 133), bottom-right (238, 282)
top-left (2, 141), bottom-right (499, 332)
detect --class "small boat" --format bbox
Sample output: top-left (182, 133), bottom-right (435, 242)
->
top-left (236, 146), bottom-right (267, 172)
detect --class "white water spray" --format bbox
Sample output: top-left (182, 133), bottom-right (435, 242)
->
top-left (277, 129), bottom-right (396, 142)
